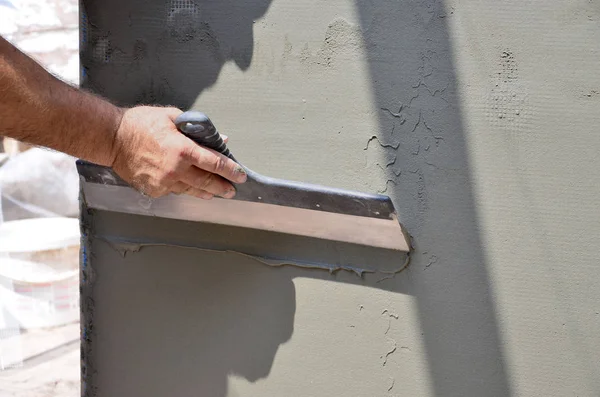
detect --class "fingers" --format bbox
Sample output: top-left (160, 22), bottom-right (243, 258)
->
top-left (170, 182), bottom-right (214, 199)
top-left (179, 166), bottom-right (237, 198)
top-left (170, 182), bottom-right (190, 195)
top-left (182, 143), bottom-right (247, 184)
top-left (114, 105), bottom-right (244, 201)
top-left (185, 187), bottom-right (214, 200)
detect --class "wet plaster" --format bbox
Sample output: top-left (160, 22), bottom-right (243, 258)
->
top-left (80, 0), bottom-right (600, 396)
top-left (79, 207), bottom-right (414, 397)
top-left (88, 209), bottom-right (410, 277)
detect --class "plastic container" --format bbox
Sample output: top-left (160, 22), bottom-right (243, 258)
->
top-left (0, 217), bottom-right (80, 329)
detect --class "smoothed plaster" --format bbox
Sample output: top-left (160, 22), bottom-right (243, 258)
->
top-left (80, 0), bottom-right (600, 396)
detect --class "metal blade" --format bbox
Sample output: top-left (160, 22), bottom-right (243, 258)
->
top-left (80, 182), bottom-right (410, 252)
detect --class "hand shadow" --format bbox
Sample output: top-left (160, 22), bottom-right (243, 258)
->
top-left (85, 232), bottom-right (295, 397)
top-left (80, 0), bottom-right (273, 108)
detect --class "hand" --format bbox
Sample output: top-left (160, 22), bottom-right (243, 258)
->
top-left (110, 106), bottom-right (247, 199)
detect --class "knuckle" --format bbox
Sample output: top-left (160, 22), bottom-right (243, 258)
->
top-left (177, 145), bottom-right (195, 161)
top-left (164, 168), bottom-right (178, 180)
top-left (159, 163), bottom-right (180, 183)
top-left (211, 156), bottom-right (227, 173)
top-left (195, 173), bottom-right (213, 190)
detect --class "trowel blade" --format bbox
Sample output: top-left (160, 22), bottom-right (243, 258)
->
top-left (80, 182), bottom-right (410, 252)
top-left (78, 163), bottom-right (410, 252)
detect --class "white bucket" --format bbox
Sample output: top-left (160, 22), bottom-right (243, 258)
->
top-left (0, 217), bottom-right (80, 329)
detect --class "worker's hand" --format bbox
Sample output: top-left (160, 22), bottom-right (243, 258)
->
top-left (110, 105), bottom-right (247, 199)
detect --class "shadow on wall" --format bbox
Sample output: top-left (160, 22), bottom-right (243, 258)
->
top-left (353, 0), bottom-right (512, 395)
top-left (80, 0), bottom-right (273, 108)
top-left (84, 231), bottom-right (295, 396)
top-left (82, 0), bottom-right (511, 396)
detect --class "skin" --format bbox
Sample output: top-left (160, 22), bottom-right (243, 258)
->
top-left (0, 36), bottom-right (247, 199)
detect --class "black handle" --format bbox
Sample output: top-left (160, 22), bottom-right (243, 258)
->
top-left (174, 110), bottom-right (235, 161)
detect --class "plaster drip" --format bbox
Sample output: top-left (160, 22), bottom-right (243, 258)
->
top-left (376, 254), bottom-right (411, 283)
top-left (97, 236), bottom-right (375, 277)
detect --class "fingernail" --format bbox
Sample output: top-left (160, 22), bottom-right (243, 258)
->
top-left (235, 166), bottom-right (247, 183)
top-left (223, 188), bottom-right (236, 199)
top-left (221, 134), bottom-right (228, 141)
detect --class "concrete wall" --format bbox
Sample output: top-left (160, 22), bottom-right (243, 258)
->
top-left (82, 0), bottom-right (600, 396)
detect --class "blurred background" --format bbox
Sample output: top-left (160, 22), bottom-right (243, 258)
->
top-left (0, 0), bottom-right (81, 396)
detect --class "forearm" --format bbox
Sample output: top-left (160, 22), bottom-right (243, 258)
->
top-left (0, 36), bottom-right (123, 166)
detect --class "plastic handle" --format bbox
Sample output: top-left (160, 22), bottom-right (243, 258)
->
top-left (174, 110), bottom-right (235, 161)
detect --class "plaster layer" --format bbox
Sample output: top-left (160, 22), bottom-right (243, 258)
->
top-left (83, 211), bottom-right (420, 397)
top-left (90, 209), bottom-right (410, 276)
top-left (81, 0), bottom-right (600, 396)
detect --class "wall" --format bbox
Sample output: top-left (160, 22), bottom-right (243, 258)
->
top-left (81, 0), bottom-right (600, 396)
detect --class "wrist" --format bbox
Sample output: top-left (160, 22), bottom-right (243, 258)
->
top-left (107, 105), bottom-right (127, 168)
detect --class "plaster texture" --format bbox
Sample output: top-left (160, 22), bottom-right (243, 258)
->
top-left (80, 0), bottom-right (600, 396)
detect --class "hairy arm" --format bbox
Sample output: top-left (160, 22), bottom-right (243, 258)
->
top-left (0, 36), bottom-right (247, 198)
top-left (0, 35), bottom-right (122, 166)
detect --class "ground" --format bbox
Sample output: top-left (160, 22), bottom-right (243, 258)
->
top-left (0, 323), bottom-right (79, 397)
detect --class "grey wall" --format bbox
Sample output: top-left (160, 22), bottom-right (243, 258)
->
top-left (81, 0), bottom-right (600, 396)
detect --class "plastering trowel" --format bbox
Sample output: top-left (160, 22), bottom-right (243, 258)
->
top-left (77, 111), bottom-right (411, 253)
